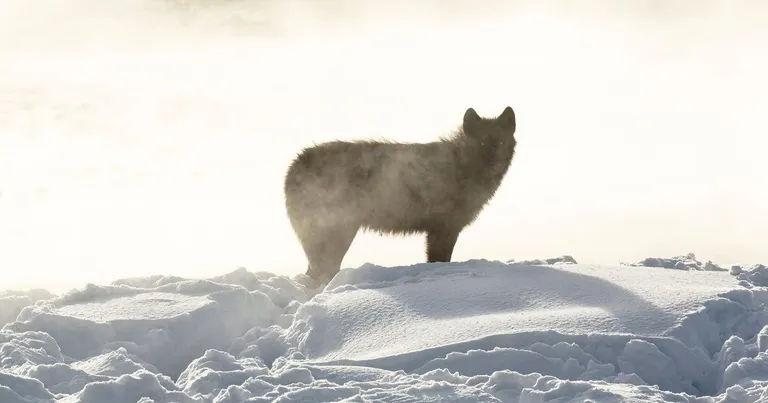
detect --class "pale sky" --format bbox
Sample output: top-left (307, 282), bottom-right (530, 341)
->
top-left (1, 0), bottom-right (766, 293)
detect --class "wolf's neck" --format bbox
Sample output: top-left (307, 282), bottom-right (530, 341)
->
top-left (451, 141), bottom-right (512, 188)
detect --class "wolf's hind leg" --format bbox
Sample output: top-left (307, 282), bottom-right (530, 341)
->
top-left (303, 223), bottom-right (358, 283)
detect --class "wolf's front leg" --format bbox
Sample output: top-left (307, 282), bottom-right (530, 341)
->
top-left (426, 228), bottom-right (460, 263)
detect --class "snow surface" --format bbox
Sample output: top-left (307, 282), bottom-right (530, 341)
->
top-left (2, 254), bottom-right (768, 402)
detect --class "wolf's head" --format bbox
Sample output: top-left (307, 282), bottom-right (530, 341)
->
top-left (461, 106), bottom-right (517, 159)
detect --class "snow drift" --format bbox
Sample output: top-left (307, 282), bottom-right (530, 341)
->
top-left (2, 253), bottom-right (768, 402)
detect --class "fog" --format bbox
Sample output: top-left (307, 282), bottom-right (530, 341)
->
top-left (1, 0), bottom-right (766, 292)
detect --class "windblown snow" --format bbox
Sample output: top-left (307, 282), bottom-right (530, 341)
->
top-left (2, 253), bottom-right (768, 402)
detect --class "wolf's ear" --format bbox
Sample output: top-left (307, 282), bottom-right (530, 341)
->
top-left (463, 108), bottom-right (481, 132)
top-left (498, 106), bottom-right (515, 129)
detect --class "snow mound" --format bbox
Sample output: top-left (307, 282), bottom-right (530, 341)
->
top-left (507, 255), bottom-right (578, 266)
top-left (731, 264), bottom-right (768, 288)
top-left (0, 289), bottom-right (57, 327)
top-left (3, 268), bottom-right (313, 382)
top-left (2, 256), bottom-right (768, 401)
top-left (298, 259), bottom-right (739, 360)
top-left (626, 252), bottom-right (728, 272)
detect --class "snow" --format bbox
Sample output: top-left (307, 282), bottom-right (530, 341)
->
top-left (625, 252), bottom-right (728, 272)
top-left (2, 255), bottom-right (768, 402)
top-left (0, 290), bottom-right (56, 328)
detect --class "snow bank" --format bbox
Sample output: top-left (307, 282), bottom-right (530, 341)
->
top-left (0, 289), bottom-right (57, 327)
top-left (1, 256), bottom-right (768, 402)
top-left (625, 252), bottom-right (728, 272)
top-left (507, 255), bottom-right (578, 266)
top-left (4, 268), bottom-right (313, 380)
top-left (731, 264), bottom-right (768, 288)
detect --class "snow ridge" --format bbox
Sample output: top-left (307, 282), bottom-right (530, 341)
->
top-left (1, 254), bottom-right (768, 402)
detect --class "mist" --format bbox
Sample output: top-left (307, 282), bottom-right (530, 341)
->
top-left (1, 0), bottom-right (767, 292)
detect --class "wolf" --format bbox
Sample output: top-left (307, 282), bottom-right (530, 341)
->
top-left (284, 106), bottom-right (518, 284)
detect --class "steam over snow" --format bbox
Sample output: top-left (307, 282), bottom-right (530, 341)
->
top-left (2, 254), bottom-right (768, 402)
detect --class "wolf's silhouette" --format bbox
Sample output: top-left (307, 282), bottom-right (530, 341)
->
top-left (284, 107), bottom-right (518, 283)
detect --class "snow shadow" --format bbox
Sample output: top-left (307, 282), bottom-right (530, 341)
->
top-left (352, 260), bottom-right (678, 336)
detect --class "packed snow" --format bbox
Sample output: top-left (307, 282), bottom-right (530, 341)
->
top-left (2, 253), bottom-right (768, 402)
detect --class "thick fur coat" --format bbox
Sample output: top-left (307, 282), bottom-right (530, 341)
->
top-left (284, 107), bottom-right (518, 283)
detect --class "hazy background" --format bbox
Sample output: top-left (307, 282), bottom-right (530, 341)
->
top-left (1, 0), bottom-right (766, 293)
